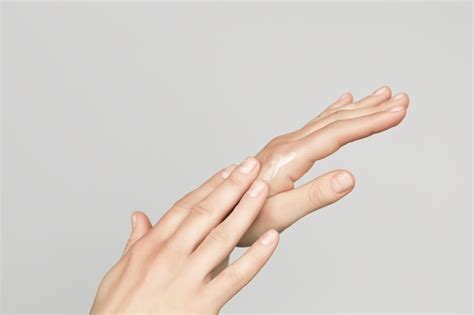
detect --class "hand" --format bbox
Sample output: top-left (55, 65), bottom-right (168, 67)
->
top-left (242, 86), bottom-right (409, 246)
top-left (91, 158), bottom-right (278, 314)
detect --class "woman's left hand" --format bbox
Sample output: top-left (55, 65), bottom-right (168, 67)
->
top-left (241, 86), bottom-right (409, 246)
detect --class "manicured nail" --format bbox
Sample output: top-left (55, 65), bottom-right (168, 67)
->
top-left (338, 92), bottom-right (350, 101)
top-left (260, 229), bottom-right (278, 246)
top-left (248, 180), bottom-right (265, 197)
top-left (132, 213), bottom-right (137, 228)
top-left (221, 164), bottom-right (235, 179)
top-left (331, 172), bottom-right (354, 193)
top-left (373, 86), bottom-right (388, 96)
top-left (239, 157), bottom-right (257, 174)
top-left (387, 105), bottom-right (405, 112)
top-left (393, 93), bottom-right (405, 100)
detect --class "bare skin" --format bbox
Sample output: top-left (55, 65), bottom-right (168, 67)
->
top-left (91, 86), bottom-right (409, 313)
top-left (249, 85), bottom-right (409, 245)
top-left (132, 86), bottom-right (408, 269)
top-left (91, 159), bottom-right (277, 314)
top-left (147, 86), bottom-right (408, 247)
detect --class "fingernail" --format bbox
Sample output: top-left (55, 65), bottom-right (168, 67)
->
top-left (221, 164), bottom-right (235, 179)
top-left (338, 92), bottom-right (350, 101)
top-left (239, 157), bottom-right (257, 174)
top-left (393, 93), bottom-right (405, 100)
top-left (260, 229), bottom-right (278, 246)
top-left (248, 180), bottom-right (265, 197)
top-left (132, 213), bottom-right (137, 228)
top-left (331, 172), bottom-right (354, 193)
top-left (373, 86), bottom-right (388, 96)
top-left (387, 105), bottom-right (405, 112)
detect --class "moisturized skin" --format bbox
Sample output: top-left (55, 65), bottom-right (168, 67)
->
top-left (91, 158), bottom-right (278, 314)
top-left (262, 151), bottom-right (297, 181)
top-left (91, 86), bottom-right (409, 312)
top-left (243, 85), bottom-right (409, 245)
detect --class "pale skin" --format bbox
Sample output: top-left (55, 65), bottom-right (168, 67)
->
top-left (91, 86), bottom-right (409, 313)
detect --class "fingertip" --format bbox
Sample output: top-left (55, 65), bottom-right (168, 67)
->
top-left (338, 91), bottom-right (352, 102)
top-left (347, 92), bottom-right (353, 102)
top-left (131, 211), bottom-right (152, 230)
top-left (373, 85), bottom-right (392, 97)
top-left (131, 211), bottom-right (139, 229)
top-left (123, 211), bottom-right (151, 256)
top-left (273, 229), bottom-right (280, 243)
top-left (221, 164), bottom-right (237, 179)
top-left (253, 157), bottom-right (261, 169)
top-left (330, 170), bottom-right (356, 194)
top-left (337, 169), bottom-right (356, 186)
top-left (238, 156), bottom-right (260, 174)
top-left (259, 229), bottom-right (279, 246)
top-left (331, 91), bottom-right (353, 109)
top-left (258, 179), bottom-right (270, 198)
top-left (247, 179), bottom-right (268, 198)
top-left (404, 93), bottom-right (410, 105)
top-left (392, 92), bottom-right (410, 107)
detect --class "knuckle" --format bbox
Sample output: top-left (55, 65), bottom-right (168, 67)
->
top-left (192, 203), bottom-right (213, 217)
top-left (208, 226), bottom-right (230, 244)
top-left (174, 194), bottom-right (194, 209)
top-left (246, 250), bottom-right (265, 266)
top-left (325, 121), bottom-right (345, 145)
top-left (127, 242), bottom-right (148, 263)
top-left (269, 135), bottom-right (283, 145)
top-left (226, 173), bottom-right (246, 187)
top-left (209, 176), bottom-right (224, 189)
top-left (223, 268), bottom-right (245, 285)
top-left (308, 180), bottom-right (327, 206)
top-left (168, 202), bottom-right (192, 222)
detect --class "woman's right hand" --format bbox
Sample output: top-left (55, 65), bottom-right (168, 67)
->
top-left (90, 157), bottom-right (278, 314)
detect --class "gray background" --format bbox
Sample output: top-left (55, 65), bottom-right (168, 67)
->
top-left (2, 2), bottom-right (472, 314)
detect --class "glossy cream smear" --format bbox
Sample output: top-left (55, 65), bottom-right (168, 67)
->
top-left (263, 151), bottom-right (297, 180)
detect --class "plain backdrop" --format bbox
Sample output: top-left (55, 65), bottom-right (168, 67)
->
top-left (2, 2), bottom-right (472, 314)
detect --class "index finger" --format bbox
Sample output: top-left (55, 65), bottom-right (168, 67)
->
top-left (167, 157), bottom-right (261, 254)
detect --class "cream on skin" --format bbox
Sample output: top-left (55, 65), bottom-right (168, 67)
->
top-left (91, 86), bottom-right (409, 311)
top-left (262, 151), bottom-right (297, 181)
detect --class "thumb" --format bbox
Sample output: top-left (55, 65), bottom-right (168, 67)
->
top-left (122, 211), bottom-right (152, 256)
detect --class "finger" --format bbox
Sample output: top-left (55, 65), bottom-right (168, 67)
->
top-left (240, 170), bottom-right (355, 246)
top-left (327, 91), bottom-right (353, 109)
top-left (304, 92), bottom-right (353, 128)
top-left (318, 86), bottom-right (392, 119)
top-left (210, 256), bottom-right (230, 279)
top-left (190, 179), bottom-right (269, 274)
top-left (297, 92), bottom-right (409, 140)
top-left (297, 101), bottom-right (408, 163)
top-left (167, 157), bottom-right (260, 254)
top-left (149, 164), bottom-right (237, 242)
top-left (352, 85), bottom-right (392, 108)
top-left (205, 229), bottom-right (279, 306)
top-left (122, 211), bottom-right (152, 256)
